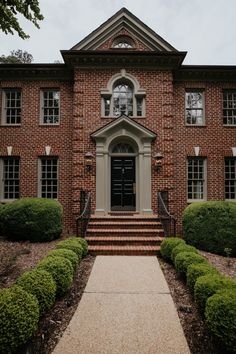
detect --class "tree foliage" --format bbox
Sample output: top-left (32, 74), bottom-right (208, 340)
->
top-left (0, 0), bottom-right (44, 39)
top-left (0, 49), bottom-right (33, 63)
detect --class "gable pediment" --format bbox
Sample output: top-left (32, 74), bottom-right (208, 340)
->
top-left (91, 115), bottom-right (156, 141)
top-left (71, 8), bottom-right (177, 52)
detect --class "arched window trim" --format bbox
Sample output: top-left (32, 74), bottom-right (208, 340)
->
top-left (112, 36), bottom-right (135, 49)
top-left (101, 70), bottom-right (146, 118)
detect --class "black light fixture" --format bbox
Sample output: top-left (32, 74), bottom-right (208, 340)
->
top-left (85, 152), bottom-right (94, 172)
top-left (153, 152), bottom-right (164, 172)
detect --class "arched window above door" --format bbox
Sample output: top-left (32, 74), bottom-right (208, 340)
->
top-left (111, 142), bottom-right (135, 154)
top-left (101, 70), bottom-right (146, 118)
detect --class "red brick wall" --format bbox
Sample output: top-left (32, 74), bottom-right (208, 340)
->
top-left (0, 80), bottom-right (74, 233)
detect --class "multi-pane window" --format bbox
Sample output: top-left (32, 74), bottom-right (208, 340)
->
top-left (113, 37), bottom-right (134, 49)
top-left (39, 157), bottom-right (58, 198)
top-left (225, 158), bottom-right (236, 199)
top-left (185, 91), bottom-right (204, 125)
top-left (223, 91), bottom-right (236, 125)
top-left (187, 158), bottom-right (206, 200)
top-left (103, 80), bottom-right (144, 117)
top-left (1, 157), bottom-right (20, 199)
top-left (40, 90), bottom-right (60, 124)
top-left (2, 89), bottom-right (21, 124)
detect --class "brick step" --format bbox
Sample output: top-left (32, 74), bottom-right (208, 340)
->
top-left (90, 215), bottom-right (160, 222)
top-left (86, 236), bottom-right (164, 246)
top-left (88, 245), bottom-right (161, 256)
top-left (88, 221), bottom-right (162, 230)
top-left (86, 229), bottom-right (164, 238)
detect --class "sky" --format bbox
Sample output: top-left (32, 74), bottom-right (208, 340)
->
top-left (0, 0), bottom-right (236, 65)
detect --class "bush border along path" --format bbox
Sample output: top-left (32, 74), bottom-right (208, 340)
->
top-left (0, 237), bottom-right (88, 354)
top-left (160, 237), bottom-right (236, 353)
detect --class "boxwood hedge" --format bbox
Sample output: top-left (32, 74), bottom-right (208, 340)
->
top-left (56, 238), bottom-right (84, 259)
top-left (47, 249), bottom-right (79, 272)
top-left (205, 289), bottom-right (236, 353)
top-left (16, 269), bottom-right (56, 316)
top-left (37, 256), bottom-right (73, 297)
top-left (0, 198), bottom-right (63, 242)
top-left (160, 237), bottom-right (185, 262)
top-left (183, 201), bottom-right (236, 256)
top-left (194, 273), bottom-right (236, 313)
top-left (186, 263), bottom-right (219, 291)
top-left (171, 243), bottom-right (198, 263)
top-left (174, 251), bottom-right (207, 276)
top-left (0, 285), bottom-right (39, 353)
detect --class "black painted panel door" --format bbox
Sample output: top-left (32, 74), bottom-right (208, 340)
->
top-left (111, 157), bottom-right (136, 211)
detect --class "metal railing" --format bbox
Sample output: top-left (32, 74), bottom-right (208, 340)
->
top-left (158, 191), bottom-right (176, 237)
top-left (76, 190), bottom-right (91, 237)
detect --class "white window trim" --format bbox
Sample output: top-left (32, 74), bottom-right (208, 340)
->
top-left (1, 89), bottom-right (22, 126)
top-left (0, 157), bottom-right (20, 201)
top-left (187, 157), bottom-right (207, 202)
top-left (185, 90), bottom-right (205, 126)
top-left (38, 157), bottom-right (59, 199)
top-left (224, 157), bottom-right (236, 200)
top-left (101, 70), bottom-right (146, 118)
top-left (39, 89), bottom-right (60, 125)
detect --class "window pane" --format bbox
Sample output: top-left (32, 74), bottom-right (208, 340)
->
top-left (40, 158), bottom-right (58, 198)
top-left (185, 91), bottom-right (204, 125)
top-left (223, 91), bottom-right (236, 125)
top-left (4, 90), bottom-right (21, 124)
top-left (113, 84), bottom-right (133, 117)
top-left (42, 90), bottom-right (60, 124)
top-left (3, 157), bottom-right (20, 199)
top-left (187, 158), bottom-right (205, 200)
top-left (225, 158), bottom-right (236, 199)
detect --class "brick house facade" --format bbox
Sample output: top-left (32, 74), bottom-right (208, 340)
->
top-left (0, 8), bottom-right (236, 235)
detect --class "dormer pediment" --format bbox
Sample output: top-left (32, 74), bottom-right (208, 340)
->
top-left (71, 8), bottom-right (177, 52)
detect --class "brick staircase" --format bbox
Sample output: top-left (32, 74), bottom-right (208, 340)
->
top-left (86, 214), bottom-right (165, 255)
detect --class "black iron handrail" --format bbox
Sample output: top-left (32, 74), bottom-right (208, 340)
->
top-left (158, 191), bottom-right (176, 237)
top-left (76, 190), bottom-right (91, 237)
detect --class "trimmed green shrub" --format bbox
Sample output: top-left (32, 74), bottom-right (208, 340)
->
top-left (47, 249), bottom-right (79, 272)
top-left (0, 285), bottom-right (39, 353)
top-left (174, 251), bottom-right (207, 276)
top-left (194, 274), bottom-right (236, 313)
top-left (186, 263), bottom-right (219, 291)
top-left (37, 256), bottom-right (73, 297)
top-left (0, 198), bottom-right (63, 242)
top-left (171, 243), bottom-right (198, 263)
top-left (56, 238), bottom-right (83, 259)
top-left (0, 203), bottom-right (5, 234)
top-left (160, 237), bottom-right (185, 262)
top-left (183, 201), bottom-right (236, 256)
top-left (76, 237), bottom-right (88, 257)
top-left (205, 289), bottom-right (236, 353)
top-left (16, 269), bottom-right (56, 315)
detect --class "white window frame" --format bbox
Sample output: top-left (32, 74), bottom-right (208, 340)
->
top-left (1, 89), bottom-right (22, 125)
top-left (187, 157), bottom-right (207, 202)
top-left (185, 90), bottom-right (205, 126)
top-left (0, 157), bottom-right (20, 201)
top-left (224, 157), bottom-right (236, 200)
top-left (38, 157), bottom-right (59, 199)
top-left (223, 90), bottom-right (236, 126)
top-left (40, 89), bottom-right (60, 125)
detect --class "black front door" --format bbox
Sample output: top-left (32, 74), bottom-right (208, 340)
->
top-left (111, 157), bottom-right (136, 211)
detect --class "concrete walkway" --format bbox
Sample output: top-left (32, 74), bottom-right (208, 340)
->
top-left (53, 256), bottom-right (190, 354)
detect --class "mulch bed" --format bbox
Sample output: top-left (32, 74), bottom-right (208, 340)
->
top-left (1, 236), bottom-right (235, 354)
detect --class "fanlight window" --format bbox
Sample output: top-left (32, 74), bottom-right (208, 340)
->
top-left (112, 143), bottom-right (134, 154)
top-left (113, 37), bottom-right (134, 49)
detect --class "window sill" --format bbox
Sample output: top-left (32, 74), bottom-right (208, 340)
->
top-left (225, 199), bottom-right (236, 202)
top-left (39, 123), bottom-right (60, 126)
top-left (187, 199), bottom-right (206, 203)
top-left (0, 199), bottom-right (18, 204)
top-left (101, 116), bottom-right (145, 119)
top-left (223, 124), bottom-right (236, 127)
top-left (0, 124), bottom-right (21, 127)
top-left (185, 124), bottom-right (206, 127)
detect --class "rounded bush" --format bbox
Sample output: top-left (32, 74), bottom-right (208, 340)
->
top-left (160, 237), bottom-right (185, 262)
top-left (56, 238), bottom-right (83, 259)
top-left (205, 289), bottom-right (236, 353)
top-left (0, 285), bottom-right (39, 353)
top-left (76, 237), bottom-right (88, 257)
top-left (174, 251), bottom-right (207, 276)
top-left (0, 198), bottom-right (63, 242)
top-left (16, 269), bottom-right (56, 315)
top-left (186, 263), bottom-right (219, 291)
top-left (37, 256), bottom-right (73, 297)
top-left (171, 243), bottom-right (198, 263)
top-left (194, 274), bottom-right (236, 313)
top-left (47, 249), bottom-right (79, 272)
top-left (183, 201), bottom-right (236, 256)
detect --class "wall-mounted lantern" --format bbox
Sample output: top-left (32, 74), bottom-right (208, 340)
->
top-left (85, 152), bottom-right (94, 172)
top-left (153, 152), bottom-right (164, 172)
